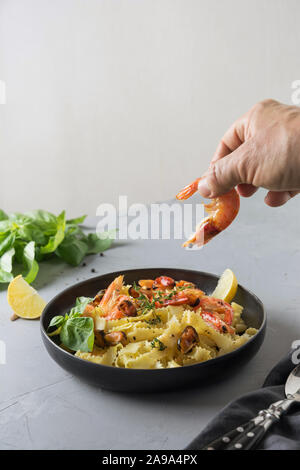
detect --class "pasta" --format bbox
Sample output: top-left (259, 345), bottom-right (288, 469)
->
top-left (70, 274), bottom-right (258, 369)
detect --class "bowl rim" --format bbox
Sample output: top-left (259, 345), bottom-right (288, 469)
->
top-left (40, 267), bottom-right (267, 373)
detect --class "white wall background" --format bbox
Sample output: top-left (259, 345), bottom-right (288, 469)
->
top-left (0, 0), bottom-right (299, 216)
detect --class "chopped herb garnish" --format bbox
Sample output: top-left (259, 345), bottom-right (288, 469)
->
top-left (151, 338), bottom-right (167, 351)
top-left (164, 291), bottom-right (176, 300)
top-left (137, 292), bottom-right (156, 314)
top-left (131, 279), bottom-right (194, 315)
top-left (132, 281), bottom-right (140, 292)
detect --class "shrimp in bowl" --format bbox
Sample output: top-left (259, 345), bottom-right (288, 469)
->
top-left (176, 177), bottom-right (240, 247)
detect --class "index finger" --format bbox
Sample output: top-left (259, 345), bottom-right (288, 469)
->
top-left (211, 115), bottom-right (247, 164)
top-left (210, 114), bottom-right (258, 197)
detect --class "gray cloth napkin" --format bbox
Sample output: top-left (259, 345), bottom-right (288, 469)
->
top-left (185, 351), bottom-right (300, 450)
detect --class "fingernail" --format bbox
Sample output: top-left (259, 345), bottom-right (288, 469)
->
top-left (198, 178), bottom-right (211, 197)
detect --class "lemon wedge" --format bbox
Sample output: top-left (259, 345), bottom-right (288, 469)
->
top-left (7, 275), bottom-right (46, 319)
top-left (211, 269), bottom-right (238, 303)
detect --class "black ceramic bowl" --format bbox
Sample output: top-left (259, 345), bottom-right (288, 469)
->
top-left (41, 268), bottom-right (266, 392)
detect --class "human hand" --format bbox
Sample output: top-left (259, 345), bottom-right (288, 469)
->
top-left (198, 99), bottom-right (300, 207)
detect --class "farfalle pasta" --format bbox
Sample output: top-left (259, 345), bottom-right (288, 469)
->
top-left (46, 272), bottom-right (258, 369)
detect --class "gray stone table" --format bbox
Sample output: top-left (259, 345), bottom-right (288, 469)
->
top-left (0, 192), bottom-right (300, 450)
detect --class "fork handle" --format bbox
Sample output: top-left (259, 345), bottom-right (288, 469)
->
top-left (226, 398), bottom-right (294, 450)
top-left (225, 416), bottom-right (275, 450)
top-left (202, 418), bottom-right (264, 450)
top-left (203, 398), bottom-right (294, 450)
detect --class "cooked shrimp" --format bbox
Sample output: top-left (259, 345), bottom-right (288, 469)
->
top-left (83, 290), bottom-right (105, 316)
top-left (104, 295), bottom-right (137, 320)
top-left (111, 297), bottom-right (137, 318)
top-left (99, 275), bottom-right (124, 315)
top-left (176, 280), bottom-right (196, 288)
top-left (182, 288), bottom-right (205, 307)
top-left (153, 276), bottom-right (176, 290)
top-left (176, 177), bottom-right (240, 247)
top-left (98, 275), bottom-right (137, 320)
top-left (139, 277), bottom-right (176, 291)
top-left (156, 292), bottom-right (190, 307)
top-left (199, 296), bottom-right (233, 325)
top-left (138, 279), bottom-right (155, 289)
top-left (83, 303), bottom-right (97, 316)
top-left (201, 311), bottom-right (235, 335)
top-left (155, 288), bottom-right (204, 308)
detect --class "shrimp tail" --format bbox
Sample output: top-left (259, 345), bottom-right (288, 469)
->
top-left (176, 178), bottom-right (201, 200)
top-left (178, 180), bottom-right (240, 247)
top-left (182, 218), bottom-right (220, 248)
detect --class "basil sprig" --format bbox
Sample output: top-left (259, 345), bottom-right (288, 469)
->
top-left (48, 296), bottom-right (95, 352)
top-left (0, 209), bottom-right (114, 283)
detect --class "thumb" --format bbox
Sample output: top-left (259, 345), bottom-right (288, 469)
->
top-left (198, 143), bottom-right (251, 198)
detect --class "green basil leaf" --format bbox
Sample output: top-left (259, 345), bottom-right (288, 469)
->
top-left (0, 247), bottom-right (15, 273)
top-left (64, 225), bottom-right (83, 237)
top-left (66, 215), bottom-right (87, 225)
top-left (0, 268), bottom-right (13, 283)
top-left (16, 223), bottom-right (46, 246)
top-left (48, 315), bottom-right (65, 331)
top-left (86, 231), bottom-right (115, 254)
top-left (0, 221), bottom-right (11, 236)
top-left (0, 233), bottom-right (15, 257)
top-left (69, 296), bottom-right (93, 317)
top-left (40, 210), bottom-right (66, 254)
top-left (24, 210), bottom-right (58, 234)
top-left (0, 210), bottom-right (8, 221)
top-left (23, 241), bottom-right (39, 284)
top-left (60, 317), bottom-right (94, 352)
top-left (68, 310), bottom-right (81, 319)
top-left (9, 212), bottom-right (30, 224)
top-left (0, 236), bottom-right (14, 282)
top-left (76, 296), bottom-right (94, 306)
top-left (13, 240), bottom-right (26, 264)
top-left (55, 235), bottom-right (88, 266)
top-left (0, 209), bottom-right (114, 284)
